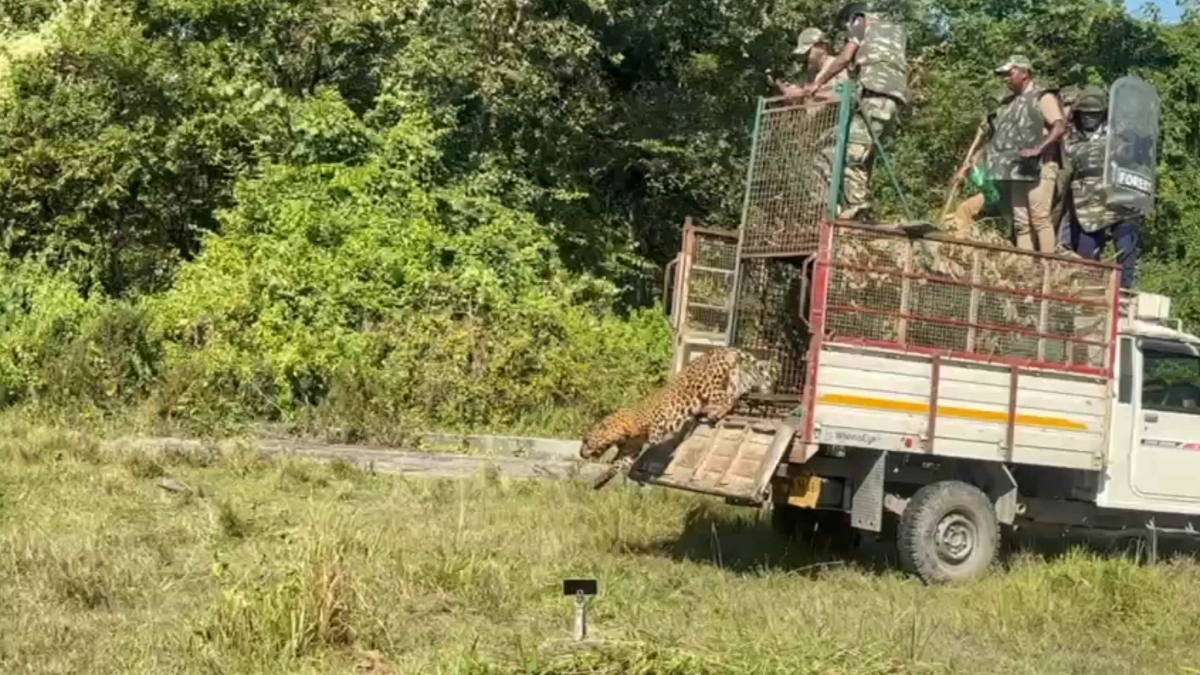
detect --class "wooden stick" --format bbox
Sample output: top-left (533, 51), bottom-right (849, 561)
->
top-left (942, 123), bottom-right (987, 221)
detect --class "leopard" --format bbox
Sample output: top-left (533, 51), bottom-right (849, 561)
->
top-left (579, 347), bottom-right (776, 490)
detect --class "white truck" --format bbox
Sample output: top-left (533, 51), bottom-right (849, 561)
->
top-left (637, 83), bottom-right (1193, 584)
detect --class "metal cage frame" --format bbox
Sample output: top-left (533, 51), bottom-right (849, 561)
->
top-left (683, 82), bottom-right (1122, 405)
top-left (724, 82), bottom-right (856, 340)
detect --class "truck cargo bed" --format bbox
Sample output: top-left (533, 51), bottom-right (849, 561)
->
top-left (809, 343), bottom-right (1108, 470)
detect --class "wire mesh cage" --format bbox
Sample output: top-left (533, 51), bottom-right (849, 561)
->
top-left (738, 94), bottom-right (846, 257)
top-left (822, 224), bottom-right (1117, 374)
top-left (682, 230), bottom-right (739, 335)
top-left (729, 257), bottom-right (811, 396)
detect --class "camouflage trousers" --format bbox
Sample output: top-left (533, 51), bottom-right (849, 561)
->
top-left (841, 93), bottom-right (900, 219)
top-left (811, 128), bottom-right (838, 212)
top-left (807, 93), bottom-right (898, 219)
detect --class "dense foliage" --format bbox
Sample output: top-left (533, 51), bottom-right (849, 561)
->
top-left (0, 0), bottom-right (1197, 436)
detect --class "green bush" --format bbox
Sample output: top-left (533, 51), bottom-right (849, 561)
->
top-left (146, 103), bottom-right (672, 436)
top-left (0, 257), bottom-right (159, 409)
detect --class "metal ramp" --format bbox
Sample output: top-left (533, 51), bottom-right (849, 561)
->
top-left (627, 415), bottom-right (802, 503)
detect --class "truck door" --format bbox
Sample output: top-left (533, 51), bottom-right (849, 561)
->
top-left (628, 414), bottom-right (804, 504)
top-left (663, 223), bottom-right (739, 374)
top-left (1131, 338), bottom-right (1200, 503)
top-left (632, 221), bottom-right (796, 504)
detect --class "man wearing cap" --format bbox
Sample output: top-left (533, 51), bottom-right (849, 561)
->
top-left (1062, 85), bottom-right (1140, 288)
top-left (765, 27), bottom-right (850, 216)
top-left (981, 54), bottom-right (1067, 253)
top-left (797, 2), bottom-right (909, 221)
top-left (772, 27), bottom-right (846, 101)
top-left (1058, 85), bottom-right (1082, 125)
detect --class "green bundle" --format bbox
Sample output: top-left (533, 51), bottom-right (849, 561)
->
top-left (969, 164), bottom-right (1001, 208)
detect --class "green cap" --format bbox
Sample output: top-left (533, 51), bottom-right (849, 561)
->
top-left (793, 27), bottom-right (827, 55)
top-left (995, 54), bottom-right (1033, 74)
top-left (1058, 85), bottom-right (1082, 106)
top-left (1074, 85), bottom-right (1107, 112)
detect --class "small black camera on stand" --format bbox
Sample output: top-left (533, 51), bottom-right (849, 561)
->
top-left (561, 578), bottom-right (598, 641)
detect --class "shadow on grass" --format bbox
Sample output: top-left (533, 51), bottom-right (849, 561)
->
top-left (623, 500), bottom-right (899, 577)
top-left (626, 498), bottom-right (1200, 579)
top-left (1003, 523), bottom-right (1200, 567)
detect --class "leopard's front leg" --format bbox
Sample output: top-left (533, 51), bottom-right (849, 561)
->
top-left (596, 416), bottom-right (690, 490)
top-left (701, 389), bottom-right (738, 422)
top-left (593, 439), bottom-right (643, 490)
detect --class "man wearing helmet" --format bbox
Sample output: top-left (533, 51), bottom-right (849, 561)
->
top-left (1062, 85), bottom-right (1140, 288)
top-left (798, 2), bottom-right (909, 221)
top-left (1052, 85), bottom-right (1083, 252)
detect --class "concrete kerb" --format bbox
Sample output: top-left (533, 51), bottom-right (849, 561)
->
top-left (101, 431), bottom-right (581, 460)
top-left (414, 432), bottom-right (580, 461)
top-left (97, 432), bottom-right (604, 483)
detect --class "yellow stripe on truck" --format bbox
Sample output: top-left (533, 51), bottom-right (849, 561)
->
top-left (816, 393), bottom-right (1088, 431)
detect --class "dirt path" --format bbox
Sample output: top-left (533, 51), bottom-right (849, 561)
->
top-left (108, 435), bottom-right (611, 482)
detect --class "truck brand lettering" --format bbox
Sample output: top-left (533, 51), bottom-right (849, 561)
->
top-left (823, 429), bottom-right (882, 446)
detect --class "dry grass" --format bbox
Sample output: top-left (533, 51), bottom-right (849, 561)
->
top-left (0, 422), bottom-right (1198, 674)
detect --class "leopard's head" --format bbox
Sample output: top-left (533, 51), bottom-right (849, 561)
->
top-left (737, 348), bottom-right (779, 395)
top-left (579, 409), bottom-right (636, 460)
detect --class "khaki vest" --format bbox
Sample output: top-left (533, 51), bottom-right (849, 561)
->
top-left (987, 85), bottom-right (1047, 182)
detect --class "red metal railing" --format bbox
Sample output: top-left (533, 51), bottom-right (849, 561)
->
top-left (795, 219), bottom-right (1121, 450)
top-left (813, 220), bottom-right (1121, 378)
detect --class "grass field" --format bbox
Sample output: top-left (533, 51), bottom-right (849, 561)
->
top-left (2, 423), bottom-right (1199, 675)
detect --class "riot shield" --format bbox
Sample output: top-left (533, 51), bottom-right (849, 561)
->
top-left (1103, 75), bottom-right (1160, 215)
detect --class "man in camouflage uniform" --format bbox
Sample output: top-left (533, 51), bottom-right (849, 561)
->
top-left (981, 55), bottom-right (1067, 253)
top-left (771, 27), bottom-right (847, 100)
top-left (948, 87), bottom-right (1011, 234)
top-left (761, 27), bottom-right (850, 223)
top-left (799, 2), bottom-right (908, 221)
top-left (1062, 86), bottom-right (1140, 288)
top-left (1052, 85), bottom-right (1083, 252)
top-left (773, 27), bottom-right (850, 209)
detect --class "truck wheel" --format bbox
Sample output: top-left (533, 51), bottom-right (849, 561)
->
top-left (898, 480), bottom-right (999, 585)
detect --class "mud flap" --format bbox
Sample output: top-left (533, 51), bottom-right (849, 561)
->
top-left (627, 415), bottom-right (802, 504)
top-left (850, 449), bottom-right (887, 532)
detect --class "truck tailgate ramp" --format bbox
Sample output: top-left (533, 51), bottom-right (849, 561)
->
top-left (628, 415), bottom-right (802, 502)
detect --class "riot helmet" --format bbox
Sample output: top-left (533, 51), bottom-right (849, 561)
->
top-left (837, 2), bottom-right (873, 27)
top-left (1073, 85), bottom-right (1107, 133)
top-left (1058, 85), bottom-right (1081, 112)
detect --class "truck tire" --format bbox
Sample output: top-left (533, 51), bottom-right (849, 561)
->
top-left (898, 480), bottom-right (999, 585)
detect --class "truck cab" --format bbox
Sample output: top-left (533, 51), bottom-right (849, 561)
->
top-left (1098, 293), bottom-right (1200, 516)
